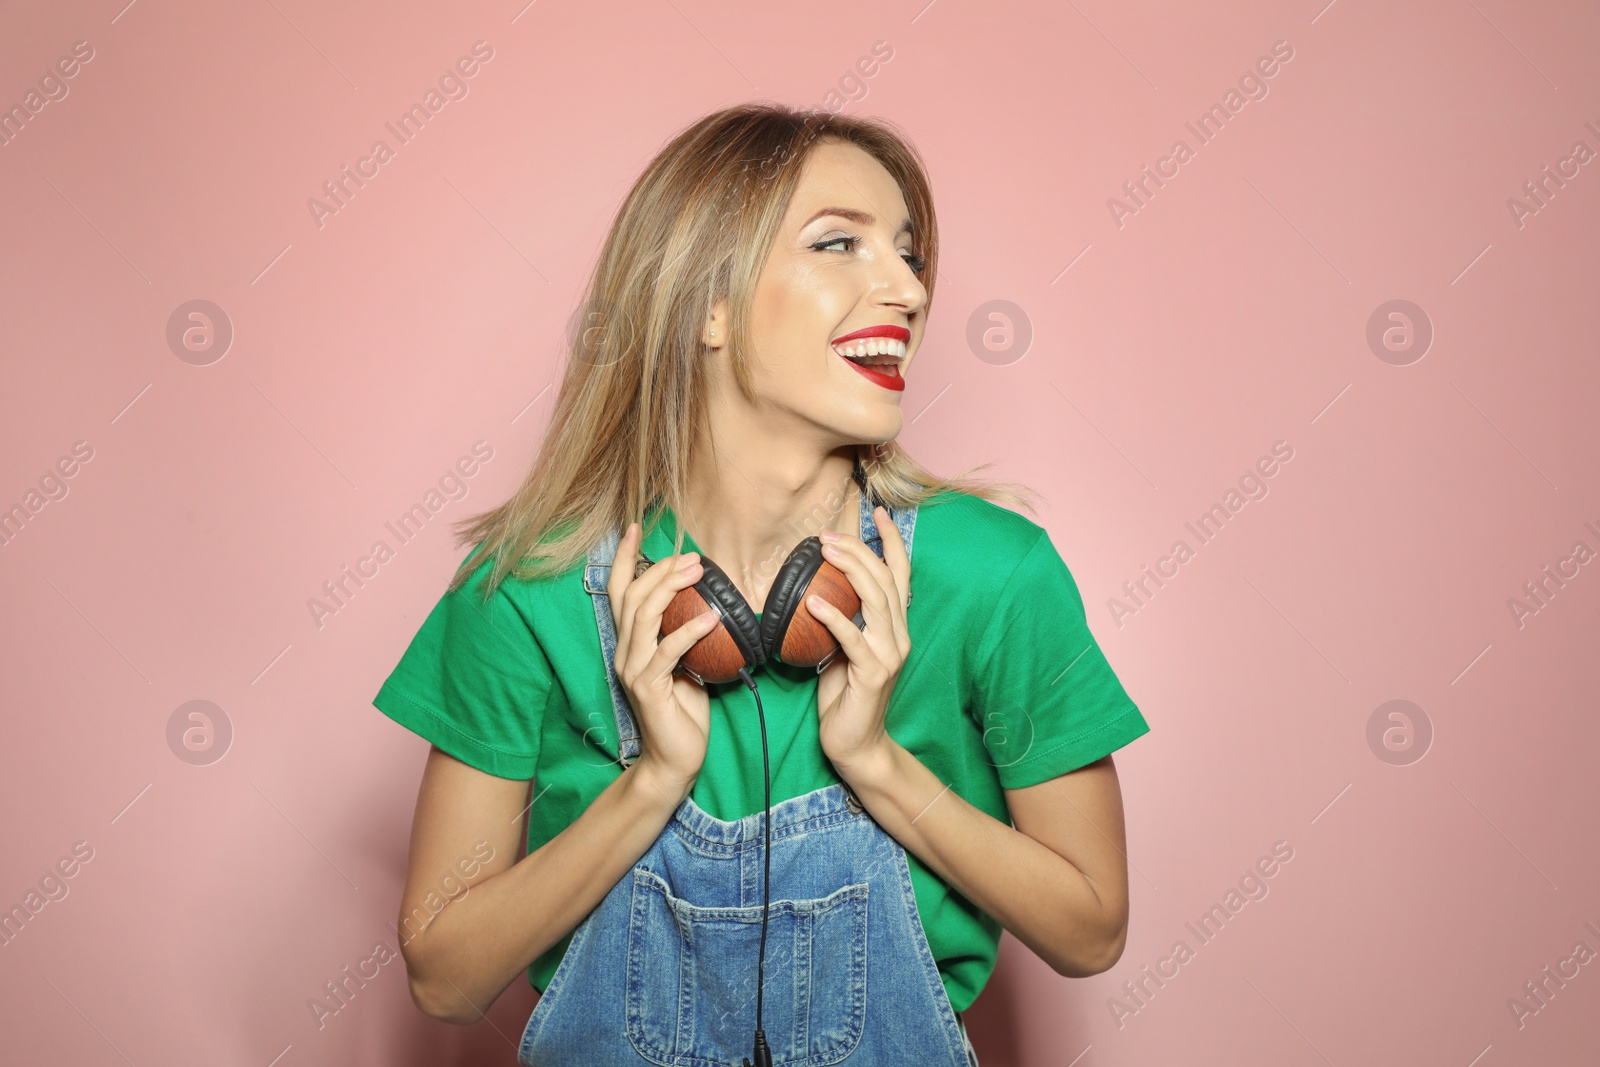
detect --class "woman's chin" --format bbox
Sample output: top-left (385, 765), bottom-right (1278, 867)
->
top-left (838, 416), bottom-right (903, 446)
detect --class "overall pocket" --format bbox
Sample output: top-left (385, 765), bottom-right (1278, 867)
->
top-left (624, 866), bottom-right (868, 1067)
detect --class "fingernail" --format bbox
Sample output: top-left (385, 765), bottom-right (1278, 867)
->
top-left (820, 530), bottom-right (839, 542)
top-left (808, 595), bottom-right (825, 610)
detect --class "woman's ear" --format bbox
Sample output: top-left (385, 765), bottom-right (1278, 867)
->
top-left (702, 299), bottom-right (729, 349)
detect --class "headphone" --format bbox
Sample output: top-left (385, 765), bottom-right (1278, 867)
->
top-left (638, 457), bottom-right (877, 686)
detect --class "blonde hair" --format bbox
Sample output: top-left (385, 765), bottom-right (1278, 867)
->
top-left (449, 102), bottom-right (1040, 600)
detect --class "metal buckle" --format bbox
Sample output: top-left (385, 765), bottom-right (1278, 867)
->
top-left (843, 783), bottom-right (864, 814)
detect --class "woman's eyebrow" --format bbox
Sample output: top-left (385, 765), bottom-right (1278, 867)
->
top-left (802, 206), bottom-right (914, 237)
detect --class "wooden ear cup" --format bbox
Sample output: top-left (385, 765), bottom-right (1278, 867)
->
top-left (661, 586), bottom-right (746, 685)
top-left (771, 559), bottom-right (859, 668)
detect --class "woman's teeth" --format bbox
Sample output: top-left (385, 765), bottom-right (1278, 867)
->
top-left (831, 338), bottom-right (907, 365)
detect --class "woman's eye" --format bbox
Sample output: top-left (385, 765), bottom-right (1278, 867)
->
top-left (814, 235), bottom-right (928, 274)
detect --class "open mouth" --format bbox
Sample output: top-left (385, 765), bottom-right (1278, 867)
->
top-left (832, 337), bottom-right (907, 392)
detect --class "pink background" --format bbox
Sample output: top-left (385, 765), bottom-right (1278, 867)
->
top-left (3, 0), bottom-right (1598, 1063)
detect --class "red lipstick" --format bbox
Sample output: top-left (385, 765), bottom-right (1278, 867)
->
top-left (840, 356), bottom-right (906, 391)
top-left (831, 324), bottom-right (911, 345)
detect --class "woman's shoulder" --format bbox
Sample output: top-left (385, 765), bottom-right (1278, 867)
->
top-left (445, 538), bottom-right (592, 617)
top-left (908, 488), bottom-right (1053, 601)
top-left (913, 487), bottom-right (1047, 556)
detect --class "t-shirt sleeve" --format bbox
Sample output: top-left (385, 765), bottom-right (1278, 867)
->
top-left (971, 528), bottom-right (1149, 789)
top-left (371, 549), bottom-right (553, 780)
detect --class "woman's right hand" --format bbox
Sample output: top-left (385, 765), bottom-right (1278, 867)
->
top-left (607, 521), bottom-right (722, 793)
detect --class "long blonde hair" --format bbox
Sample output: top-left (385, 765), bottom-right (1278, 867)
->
top-left (449, 102), bottom-right (1040, 600)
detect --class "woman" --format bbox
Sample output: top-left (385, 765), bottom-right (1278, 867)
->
top-left (373, 103), bottom-right (1150, 1066)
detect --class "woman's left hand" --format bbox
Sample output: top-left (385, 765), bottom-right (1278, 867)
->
top-left (805, 506), bottom-right (912, 776)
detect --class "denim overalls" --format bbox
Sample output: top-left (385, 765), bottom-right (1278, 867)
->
top-left (518, 488), bottom-right (981, 1067)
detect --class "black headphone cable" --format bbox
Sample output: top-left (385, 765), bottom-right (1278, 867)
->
top-left (738, 666), bottom-right (774, 1067)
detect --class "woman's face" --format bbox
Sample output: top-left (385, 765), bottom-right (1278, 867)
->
top-left (722, 138), bottom-right (929, 448)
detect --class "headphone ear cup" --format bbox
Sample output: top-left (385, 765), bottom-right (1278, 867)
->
top-left (761, 537), bottom-right (861, 669)
top-left (669, 555), bottom-right (764, 684)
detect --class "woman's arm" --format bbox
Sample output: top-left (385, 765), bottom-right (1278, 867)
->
top-left (836, 745), bottom-right (1131, 978)
top-left (803, 514), bottom-right (1134, 974)
top-left (398, 745), bottom-right (693, 1024)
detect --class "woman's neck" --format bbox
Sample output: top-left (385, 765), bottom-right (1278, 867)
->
top-left (678, 451), bottom-right (861, 609)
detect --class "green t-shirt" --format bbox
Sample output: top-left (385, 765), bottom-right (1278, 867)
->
top-left (372, 488), bottom-right (1149, 1013)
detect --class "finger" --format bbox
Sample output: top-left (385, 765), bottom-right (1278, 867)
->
top-left (622, 554), bottom-right (703, 682)
top-left (804, 593), bottom-right (883, 681)
top-left (605, 522), bottom-right (638, 604)
top-left (824, 529), bottom-right (909, 657)
top-left (609, 525), bottom-right (697, 671)
top-left (873, 506), bottom-right (912, 611)
top-left (820, 535), bottom-right (901, 653)
top-left (643, 603), bottom-right (722, 688)
top-left (870, 506), bottom-right (912, 653)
